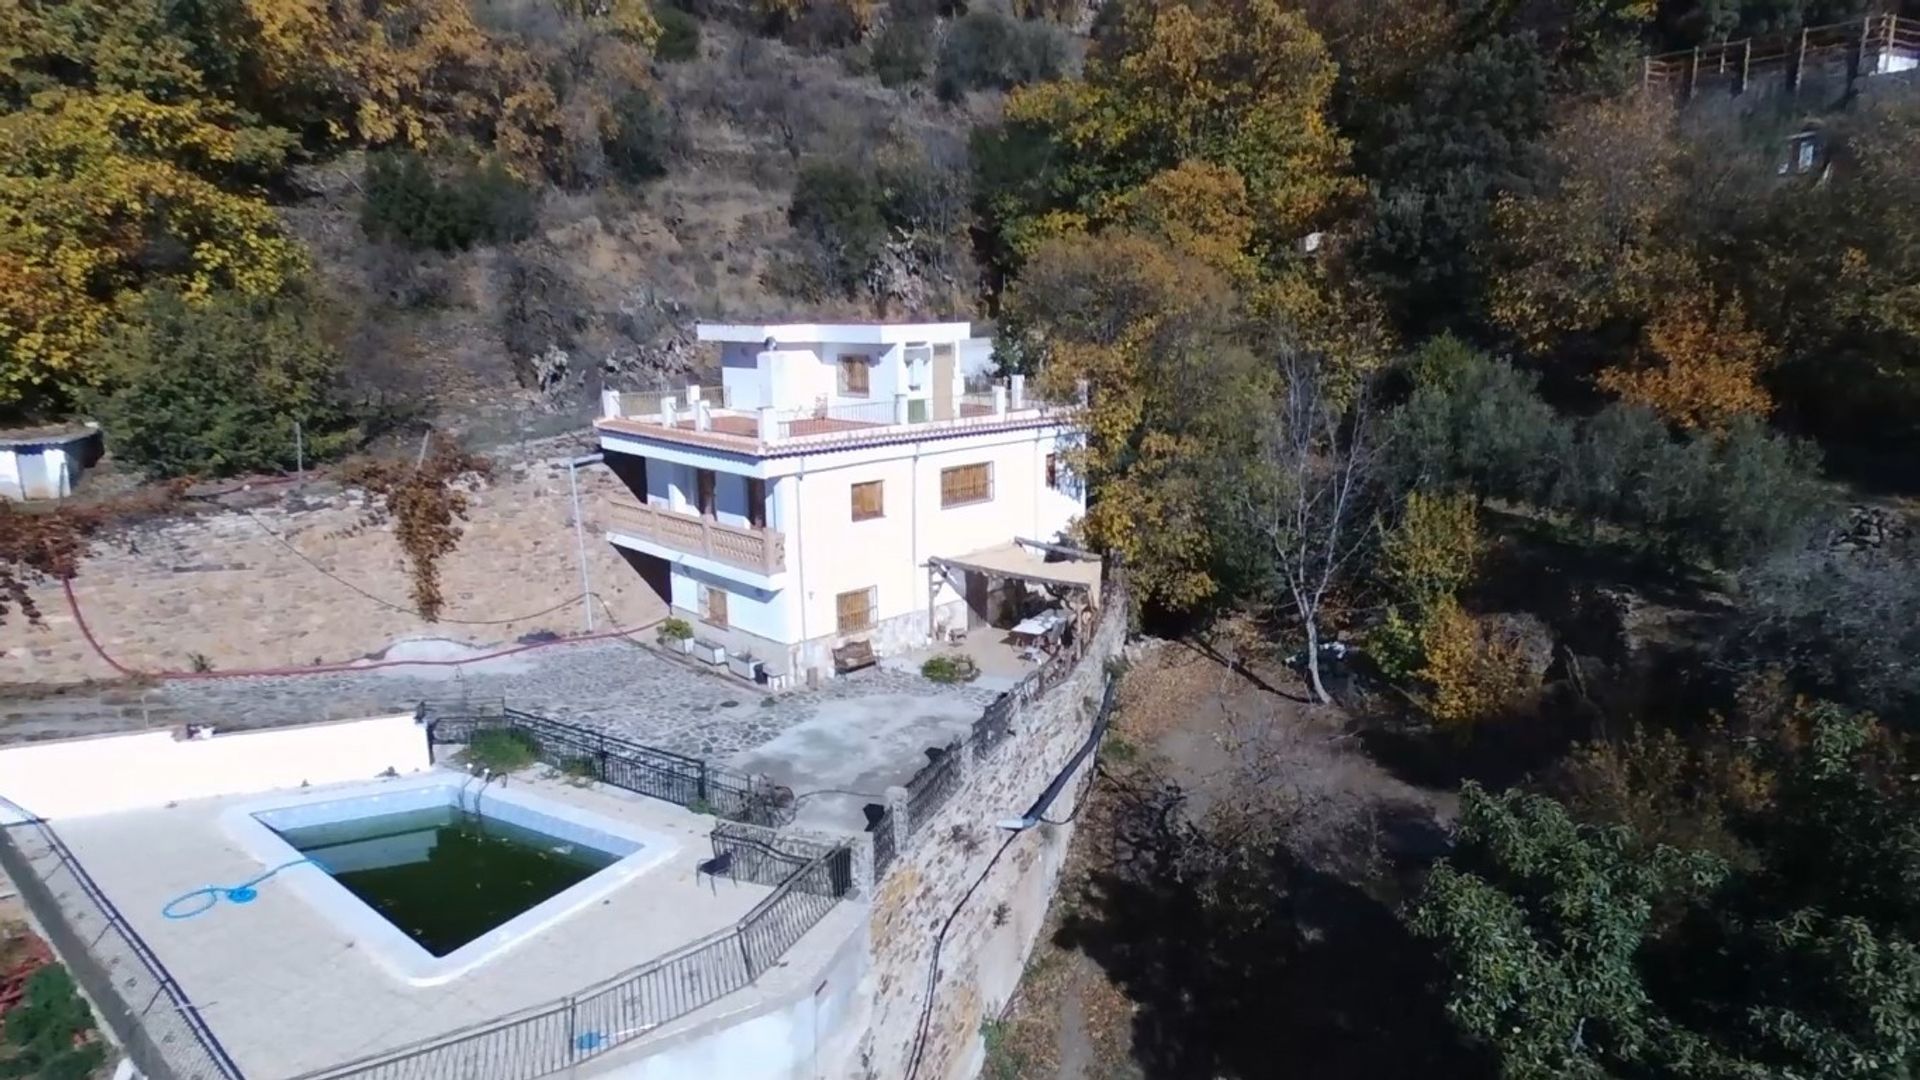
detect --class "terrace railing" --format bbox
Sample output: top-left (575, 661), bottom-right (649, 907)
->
top-left (290, 848), bottom-right (852, 1080)
top-left (0, 799), bottom-right (246, 1080)
top-left (420, 702), bottom-right (796, 828)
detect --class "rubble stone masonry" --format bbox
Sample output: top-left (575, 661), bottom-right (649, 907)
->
top-left (3, 456), bottom-right (666, 684)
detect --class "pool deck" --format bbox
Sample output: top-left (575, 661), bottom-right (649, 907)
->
top-left (52, 769), bottom-right (857, 1079)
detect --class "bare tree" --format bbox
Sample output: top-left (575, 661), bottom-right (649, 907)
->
top-left (1245, 350), bottom-right (1381, 704)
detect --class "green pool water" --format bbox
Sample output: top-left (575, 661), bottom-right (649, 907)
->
top-left (274, 806), bottom-right (618, 957)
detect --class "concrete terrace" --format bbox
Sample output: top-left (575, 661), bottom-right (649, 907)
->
top-left (0, 638), bottom-right (1006, 834)
top-left (50, 770), bottom-right (866, 1079)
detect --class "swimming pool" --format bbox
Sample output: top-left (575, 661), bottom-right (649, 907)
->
top-left (221, 773), bottom-right (679, 985)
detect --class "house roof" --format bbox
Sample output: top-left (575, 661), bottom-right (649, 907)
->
top-left (697, 322), bottom-right (974, 347)
top-left (0, 422), bottom-right (98, 449)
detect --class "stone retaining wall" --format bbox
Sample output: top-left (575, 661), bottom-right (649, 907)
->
top-left (843, 583), bottom-right (1128, 1080)
top-left (3, 456), bottom-right (665, 683)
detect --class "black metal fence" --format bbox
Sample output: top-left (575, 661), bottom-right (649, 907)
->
top-left (903, 739), bottom-right (964, 835)
top-left (869, 810), bottom-right (899, 878)
top-left (421, 701), bottom-right (795, 828)
top-left (710, 821), bottom-right (853, 895)
top-left (293, 849), bottom-right (850, 1080)
top-left (0, 804), bottom-right (245, 1080)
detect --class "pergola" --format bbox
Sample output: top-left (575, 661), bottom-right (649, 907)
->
top-left (925, 537), bottom-right (1102, 640)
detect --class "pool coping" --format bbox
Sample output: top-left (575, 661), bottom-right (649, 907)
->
top-left (218, 771), bottom-right (681, 986)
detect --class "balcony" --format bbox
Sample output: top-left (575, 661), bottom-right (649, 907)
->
top-left (595, 378), bottom-right (1081, 456)
top-left (603, 500), bottom-right (787, 576)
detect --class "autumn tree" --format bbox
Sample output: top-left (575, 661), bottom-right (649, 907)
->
top-left (1007, 232), bottom-right (1268, 615)
top-left (972, 0), bottom-right (1356, 280)
top-left (0, 1), bottom-right (305, 408)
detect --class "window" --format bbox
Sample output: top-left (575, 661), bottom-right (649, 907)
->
top-left (747, 477), bottom-right (767, 528)
top-left (703, 585), bottom-right (729, 628)
top-left (695, 468), bottom-right (716, 517)
top-left (838, 354), bottom-right (871, 396)
top-left (940, 463), bottom-right (992, 507)
top-left (836, 587), bottom-right (876, 634)
top-left (851, 480), bottom-right (884, 521)
top-left (1045, 453), bottom-right (1059, 490)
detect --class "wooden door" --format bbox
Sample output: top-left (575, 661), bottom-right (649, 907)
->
top-left (932, 344), bottom-right (956, 421)
top-left (704, 586), bottom-right (729, 628)
top-left (746, 477), bottom-right (767, 528)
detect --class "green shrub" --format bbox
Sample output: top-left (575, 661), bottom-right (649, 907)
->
top-left (871, 18), bottom-right (932, 87)
top-left (84, 286), bottom-right (356, 478)
top-left (935, 11), bottom-right (1065, 103)
top-left (2, 964), bottom-right (105, 1080)
top-left (789, 160), bottom-right (887, 295)
top-left (464, 728), bottom-right (541, 774)
top-left (604, 90), bottom-right (674, 184)
top-left (921, 653), bottom-right (979, 683)
top-left (660, 616), bottom-right (695, 641)
top-left (655, 5), bottom-right (702, 61)
top-left (361, 150), bottom-right (537, 251)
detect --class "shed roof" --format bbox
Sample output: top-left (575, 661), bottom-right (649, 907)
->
top-left (930, 541), bottom-right (1103, 603)
top-left (0, 422), bottom-right (98, 449)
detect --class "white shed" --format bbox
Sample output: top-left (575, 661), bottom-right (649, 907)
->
top-left (0, 423), bottom-right (102, 501)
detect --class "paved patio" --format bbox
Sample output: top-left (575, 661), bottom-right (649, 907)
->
top-left (51, 770), bottom-right (833, 1079)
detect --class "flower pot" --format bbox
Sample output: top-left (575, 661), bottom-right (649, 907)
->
top-left (692, 640), bottom-right (726, 664)
top-left (727, 653), bottom-right (761, 680)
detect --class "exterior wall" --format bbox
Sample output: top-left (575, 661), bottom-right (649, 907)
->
top-left (842, 587), bottom-right (1130, 1080)
top-left (781, 425), bottom-right (1083, 672)
top-left (0, 448), bottom-right (18, 501)
top-left (0, 446), bottom-right (73, 501)
top-left (0, 714), bottom-right (428, 821)
top-left (6, 454), bottom-right (667, 683)
top-left (584, 915), bottom-right (869, 1080)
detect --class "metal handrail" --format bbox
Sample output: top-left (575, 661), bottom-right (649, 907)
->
top-left (0, 796), bottom-right (247, 1080)
top-left (289, 847), bottom-right (850, 1080)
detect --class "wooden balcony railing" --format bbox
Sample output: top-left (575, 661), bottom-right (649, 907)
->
top-left (603, 500), bottom-right (786, 576)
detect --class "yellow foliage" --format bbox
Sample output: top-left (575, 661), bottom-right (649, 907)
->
top-left (1598, 294), bottom-right (1775, 430)
top-left (1109, 160), bottom-right (1258, 280)
top-left (1417, 598), bottom-right (1533, 733)
top-left (1380, 492), bottom-right (1481, 610)
top-left (0, 90), bottom-right (304, 398)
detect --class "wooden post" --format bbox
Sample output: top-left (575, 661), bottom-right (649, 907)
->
top-left (1642, 55), bottom-right (1652, 92)
top-left (1740, 38), bottom-right (1751, 94)
top-left (1855, 13), bottom-right (1872, 90)
top-left (1689, 45), bottom-right (1701, 100)
top-left (1793, 26), bottom-right (1808, 91)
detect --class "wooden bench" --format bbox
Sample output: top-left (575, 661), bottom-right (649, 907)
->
top-left (833, 639), bottom-right (877, 674)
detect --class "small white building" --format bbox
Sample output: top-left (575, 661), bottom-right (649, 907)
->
top-left (594, 321), bottom-right (1090, 687)
top-left (0, 423), bottom-right (102, 501)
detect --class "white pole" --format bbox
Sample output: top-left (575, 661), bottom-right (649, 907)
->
top-left (568, 456), bottom-right (598, 633)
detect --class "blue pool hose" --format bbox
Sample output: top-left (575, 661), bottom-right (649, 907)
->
top-left (162, 859), bottom-right (314, 919)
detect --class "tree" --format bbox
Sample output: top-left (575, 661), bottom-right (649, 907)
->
top-left (1385, 341), bottom-right (1567, 504)
top-left (787, 160), bottom-right (888, 297)
top-left (933, 11), bottom-right (1065, 102)
top-left (83, 287), bottom-right (355, 477)
top-left (1412, 708), bottom-right (1920, 1080)
top-left (1009, 231), bottom-right (1268, 614)
top-left (976, 0), bottom-right (1356, 279)
top-left (361, 151), bottom-right (538, 251)
top-left (1243, 350), bottom-right (1380, 702)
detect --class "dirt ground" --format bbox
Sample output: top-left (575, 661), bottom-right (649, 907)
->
top-left (987, 639), bottom-right (1459, 1078)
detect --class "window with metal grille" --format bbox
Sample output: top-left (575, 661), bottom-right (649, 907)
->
top-left (1046, 454), bottom-right (1059, 490)
top-left (836, 587), bottom-right (876, 634)
top-left (851, 480), bottom-right (884, 521)
top-left (838, 355), bottom-right (871, 396)
top-left (940, 463), bottom-right (992, 507)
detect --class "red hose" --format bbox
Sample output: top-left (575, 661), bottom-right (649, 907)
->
top-left (61, 576), bottom-right (651, 681)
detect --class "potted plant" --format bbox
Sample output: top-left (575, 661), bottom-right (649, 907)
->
top-left (692, 638), bottom-right (727, 664)
top-left (727, 650), bottom-right (761, 680)
top-left (658, 617), bottom-right (695, 654)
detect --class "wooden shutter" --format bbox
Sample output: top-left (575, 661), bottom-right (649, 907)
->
top-left (939, 463), bottom-right (992, 507)
top-left (696, 469), bottom-right (716, 517)
top-left (747, 477), bottom-right (767, 528)
top-left (1045, 454), bottom-right (1058, 490)
top-left (851, 480), bottom-right (884, 521)
top-left (836, 588), bottom-right (875, 634)
top-left (704, 586), bottom-right (729, 627)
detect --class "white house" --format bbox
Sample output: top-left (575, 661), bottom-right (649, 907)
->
top-left (593, 321), bottom-right (1091, 687)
